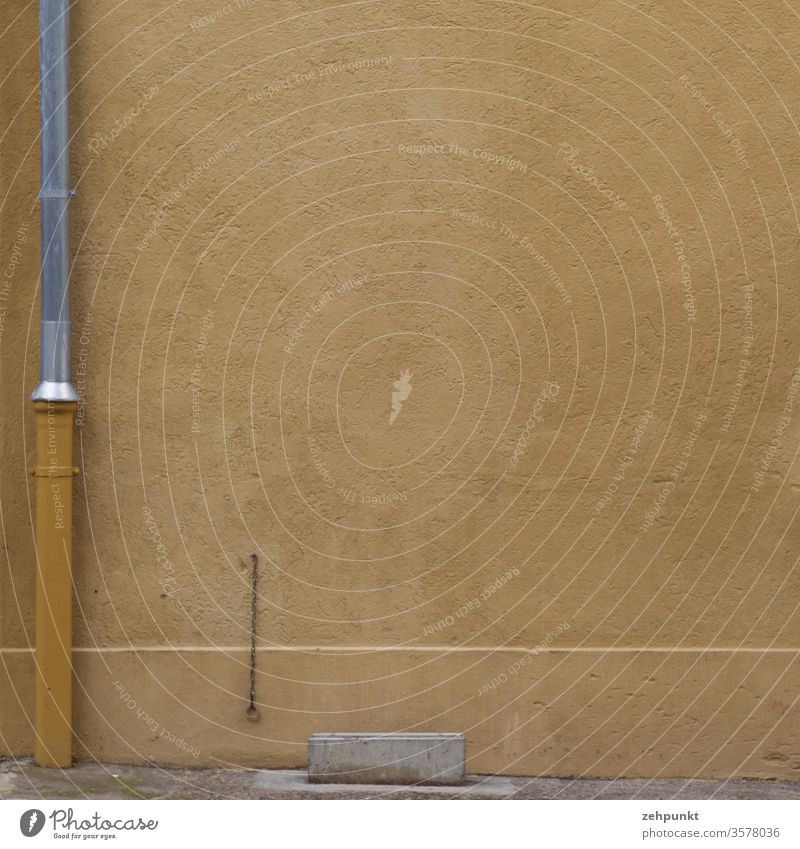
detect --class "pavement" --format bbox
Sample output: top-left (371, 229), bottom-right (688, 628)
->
top-left (1, 759), bottom-right (799, 800)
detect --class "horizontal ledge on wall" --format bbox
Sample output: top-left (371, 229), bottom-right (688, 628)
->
top-left (1, 646), bottom-right (799, 655)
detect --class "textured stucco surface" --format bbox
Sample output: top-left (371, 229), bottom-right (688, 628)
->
top-left (1, 0), bottom-right (800, 780)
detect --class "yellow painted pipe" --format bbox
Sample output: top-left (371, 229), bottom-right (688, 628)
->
top-left (32, 400), bottom-right (78, 767)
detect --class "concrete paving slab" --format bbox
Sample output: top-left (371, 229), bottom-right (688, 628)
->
top-left (308, 732), bottom-right (466, 784)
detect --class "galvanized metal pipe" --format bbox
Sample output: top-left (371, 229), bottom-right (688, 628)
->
top-left (32, 0), bottom-right (78, 768)
top-left (32, 0), bottom-right (77, 404)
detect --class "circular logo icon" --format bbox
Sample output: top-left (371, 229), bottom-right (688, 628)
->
top-left (19, 809), bottom-right (45, 837)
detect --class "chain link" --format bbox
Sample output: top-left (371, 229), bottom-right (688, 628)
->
top-left (246, 553), bottom-right (259, 721)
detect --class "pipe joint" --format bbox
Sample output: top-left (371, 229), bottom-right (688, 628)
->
top-left (31, 381), bottom-right (79, 403)
top-left (38, 189), bottom-right (76, 199)
top-left (29, 465), bottom-right (80, 478)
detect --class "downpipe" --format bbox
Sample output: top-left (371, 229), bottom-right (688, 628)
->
top-left (31, 0), bottom-right (78, 767)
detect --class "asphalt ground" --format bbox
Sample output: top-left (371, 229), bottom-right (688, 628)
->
top-left (2, 759), bottom-right (798, 800)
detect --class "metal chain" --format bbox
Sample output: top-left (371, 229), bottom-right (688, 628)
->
top-left (246, 553), bottom-right (259, 721)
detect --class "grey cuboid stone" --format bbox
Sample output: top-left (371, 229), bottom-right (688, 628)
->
top-left (308, 733), bottom-right (466, 785)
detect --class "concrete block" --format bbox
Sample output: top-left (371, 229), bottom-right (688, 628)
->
top-left (308, 733), bottom-right (466, 785)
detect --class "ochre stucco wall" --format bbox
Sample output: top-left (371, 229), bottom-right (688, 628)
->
top-left (2, 0), bottom-right (800, 779)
